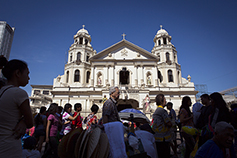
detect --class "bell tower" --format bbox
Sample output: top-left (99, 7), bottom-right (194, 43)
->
top-left (152, 25), bottom-right (181, 85)
top-left (64, 25), bottom-right (95, 86)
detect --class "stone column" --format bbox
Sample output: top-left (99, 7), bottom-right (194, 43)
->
top-left (90, 66), bottom-right (94, 87)
top-left (111, 66), bottom-right (114, 86)
top-left (154, 66), bottom-right (158, 87)
top-left (135, 66), bottom-right (138, 87)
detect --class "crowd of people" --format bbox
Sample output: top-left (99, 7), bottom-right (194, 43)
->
top-left (0, 57), bottom-right (237, 158)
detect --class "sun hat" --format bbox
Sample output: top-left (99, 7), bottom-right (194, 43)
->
top-left (66, 128), bottom-right (82, 157)
top-left (74, 130), bottom-right (85, 158)
top-left (86, 127), bottom-right (101, 158)
top-left (96, 132), bottom-right (110, 158)
top-left (58, 131), bottom-right (71, 158)
top-left (77, 130), bottom-right (89, 158)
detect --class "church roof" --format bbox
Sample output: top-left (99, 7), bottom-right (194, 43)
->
top-left (90, 39), bottom-right (158, 60)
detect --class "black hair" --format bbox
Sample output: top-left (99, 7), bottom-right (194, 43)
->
top-left (64, 103), bottom-right (72, 113)
top-left (167, 102), bottom-right (173, 108)
top-left (2, 59), bottom-right (28, 80)
top-left (200, 94), bottom-right (210, 100)
top-left (34, 106), bottom-right (46, 127)
top-left (210, 92), bottom-right (227, 109)
top-left (155, 94), bottom-right (164, 106)
top-left (48, 103), bottom-right (58, 115)
top-left (23, 136), bottom-right (37, 150)
top-left (179, 96), bottom-right (191, 117)
top-left (91, 104), bottom-right (99, 114)
top-left (74, 103), bottom-right (82, 111)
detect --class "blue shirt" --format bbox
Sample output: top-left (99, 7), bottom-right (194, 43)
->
top-left (195, 140), bottom-right (235, 158)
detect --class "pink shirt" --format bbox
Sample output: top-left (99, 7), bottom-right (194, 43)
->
top-left (47, 114), bottom-right (59, 137)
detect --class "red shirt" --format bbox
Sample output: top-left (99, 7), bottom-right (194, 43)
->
top-left (72, 112), bottom-right (82, 128)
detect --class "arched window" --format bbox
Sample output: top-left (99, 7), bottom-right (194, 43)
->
top-left (70, 54), bottom-right (72, 62)
top-left (158, 70), bottom-right (163, 83)
top-left (157, 53), bottom-right (160, 62)
top-left (79, 37), bottom-right (83, 44)
top-left (85, 39), bottom-right (88, 45)
top-left (174, 53), bottom-right (176, 62)
top-left (158, 40), bottom-right (161, 46)
top-left (66, 71), bottom-right (69, 83)
top-left (97, 72), bottom-right (102, 85)
top-left (166, 52), bottom-right (170, 62)
top-left (119, 67), bottom-right (129, 85)
top-left (177, 71), bottom-right (180, 84)
top-left (168, 70), bottom-right (173, 82)
top-left (74, 70), bottom-right (80, 82)
top-left (86, 71), bottom-right (90, 83)
top-left (77, 52), bottom-right (81, 61)
top-left (86, 54), bottom-right (90, 62)
top-left (163, 38), bottom-right (167, 45)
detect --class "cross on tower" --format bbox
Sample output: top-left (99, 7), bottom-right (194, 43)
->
top-left (122, 33), bottom-right (126, 40)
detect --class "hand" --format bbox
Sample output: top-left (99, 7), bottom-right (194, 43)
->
top-left (46, 137), bottom-right (49, 143)
top-left (12, 119), bottom-right (26, 139)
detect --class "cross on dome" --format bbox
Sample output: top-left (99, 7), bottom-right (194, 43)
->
top-left (160, 25), bottom-right (163, 29)
top-left (82, 25), bottom-right (85, 29)
top-left (122, 33), bottom-right (126, 40)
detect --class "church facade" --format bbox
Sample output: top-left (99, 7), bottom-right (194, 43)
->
top-left (50, 25), bottom-right (197, 118)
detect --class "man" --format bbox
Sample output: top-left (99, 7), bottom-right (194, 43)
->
top-left (102, 86), bottom-right (120, 124)
top-left (195, 121), bottom-right (235, 158)
top-left (196, 94), bottom-right (213, 129)
top-left (152, 94), bottom-right (172, 158)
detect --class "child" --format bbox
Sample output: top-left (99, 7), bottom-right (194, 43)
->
top-left (22, 136), bottom-right (40, 158)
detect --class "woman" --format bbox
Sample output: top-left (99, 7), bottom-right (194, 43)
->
top-left (0, 59), bottom-right (33, 158)
top-left (34, 106), bottom-right (47, 152)
top-left (61, 103), bottom-right (80, 136)
top-left (179, 96), bottom-right (195, 158)
top-left (43, 103), bottom-right (60, 158)
top-left (85, 104), bottom-right (99, 130)
top-left (210, 92), bottom-right (231, 125)
top-left (72, 103), bottom-right (83, 129)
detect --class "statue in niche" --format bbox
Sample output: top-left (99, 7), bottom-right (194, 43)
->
top-left (147, 76), bottom-right (151, 85)
top-left (143, 95), bottom-right (151, 113)
top-left (97, 76), bottom-right (102, 85)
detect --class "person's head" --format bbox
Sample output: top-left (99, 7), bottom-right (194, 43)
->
top-left (109, 86), bottom-right (120, 101)
top-left (182, 96), bottom-right (192, 107)
top-left (64, 103), bottom-right (72, 113)
top-left (104, 95), bottom-right (106, 98)
top-left (2, 59), bottom-right (29, 87)
top-left (39, 106), bottom-right (46, 114)
top-left (139, 123), bottom-right (155, 134)
top-left (155, 94), bottom-right (166, 107)
top-left (23, 136), bottom-right (37, 150)
top-left (57, 106), bottom-right (63, 114)
top-left (91, 104), bottom-right (99, 114)
top-left (166, 102), bottom-right (173, 110)
top-left (48, 103), bottom-right (58, 115)
top-left (214, 121), bottom-right (234, 148)
top-left (200, 94), bottom-right (210, 106)
top-left (210, 92), bottom-right (226, 109)
top-left (74, 103), bottom-right (82, 112)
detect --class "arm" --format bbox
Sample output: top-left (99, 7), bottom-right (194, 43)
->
top-left (180, 113), bottom-right (193, 124)
top-left (45, 119), bottom-right (51, 143)
top-left (68, 112), bottom-right (80, 121)
top-left (19, 99), bottom-right (33, 128)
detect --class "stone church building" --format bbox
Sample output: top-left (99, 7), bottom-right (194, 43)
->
top-left (30, 25), bottom-right (197, 118)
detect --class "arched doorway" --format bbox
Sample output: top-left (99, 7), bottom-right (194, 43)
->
top-left (117, 99), bottom-right (139, 112)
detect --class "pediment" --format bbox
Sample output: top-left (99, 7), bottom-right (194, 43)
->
top-left (90, 40), bottom-right (158, 61)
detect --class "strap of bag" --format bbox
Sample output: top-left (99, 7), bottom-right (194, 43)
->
top-left (0, 85), bottom-right (13, 98)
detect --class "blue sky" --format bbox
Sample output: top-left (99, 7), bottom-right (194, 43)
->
top-left (1, 0), bottom-right (237, 96)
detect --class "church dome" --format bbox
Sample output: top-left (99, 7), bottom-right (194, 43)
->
top-left (77, 25), bottom-right (89, 34)
top-left (156, 25), bottom-right (168, 35)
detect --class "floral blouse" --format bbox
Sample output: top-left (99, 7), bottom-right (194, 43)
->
top-left (85, 113), bottom-right (97, 130)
